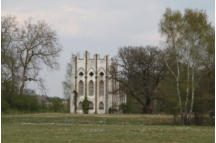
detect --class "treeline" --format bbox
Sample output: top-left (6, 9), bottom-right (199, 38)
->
top-left (2, 80), bottom-right (68, 113)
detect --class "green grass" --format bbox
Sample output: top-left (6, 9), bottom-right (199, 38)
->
top-left (2, 113), bottom-right (214, 143)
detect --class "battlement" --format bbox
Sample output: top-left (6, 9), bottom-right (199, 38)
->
top-left (72, 51), bottom-right (109, 61)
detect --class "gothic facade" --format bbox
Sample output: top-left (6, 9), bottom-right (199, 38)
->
top-left (70, 51), bottom-right (126, 114)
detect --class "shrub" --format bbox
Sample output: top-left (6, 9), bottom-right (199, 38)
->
top-left (108, 107), bottom-right (118, 114)
top-left (2, 92), bottom-right (40, 113)
top-left (119, 103), bottom-right (129, 113)
top-left (2, 98), bottom-right (10, 112)
top-left (82, 97), bottom-right (89, 114)
top-left (51, 97), bottom-right (64, 112)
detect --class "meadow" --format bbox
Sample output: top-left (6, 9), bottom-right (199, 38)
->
top-left (2, 113), bottom-right (214, 143)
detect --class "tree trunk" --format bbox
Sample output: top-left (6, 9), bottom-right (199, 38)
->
top-left (11, 61), bottom-right (15, 94)
top-left (189, 67), bottom-right (195, 122)
top-left (142, 105), bottom-right (148, 114)
top-left (176, 61), bottom-right (184, 125)
top-left (184, 60), bottom-right (190, 124)
top-left (164, 56), bottom-right (184, 124)
top-left (19, 66), bottom-right (27, 96)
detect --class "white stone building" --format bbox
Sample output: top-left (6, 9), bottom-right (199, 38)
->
top-left (70, 51), bottom-right (126, 114)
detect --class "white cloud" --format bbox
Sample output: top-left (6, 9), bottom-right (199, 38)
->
top-left (2, 6), bottom-right (96, 37)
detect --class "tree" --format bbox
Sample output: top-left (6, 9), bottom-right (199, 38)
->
top-left (15, 18), bottom-right (62, 96)
top-left (2, 16), bottom-right (62, 97)
top-left (62, 55), bottom-right (73, 112)
top-left (159, 8), bottom-right (214, 125)
top-left (62, 55), bottom-right (73, 99)
top-left (111, 46), bottom-right (166, 113)
top-left (159, 9), bottom-right (184, 122)
top-left (1, 16), bottom-right (20, 92)
top-left (2, 16), bottom-right (21, 113)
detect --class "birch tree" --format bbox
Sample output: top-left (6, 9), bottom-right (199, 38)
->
top-left (160, 8), bottom-right (214, 125)
top-left (160, 8), bottom-right (184, 122)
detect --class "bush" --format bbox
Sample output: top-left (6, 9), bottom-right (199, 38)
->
top-left (119, 103), bottom-right (129, 113)
top-left (2, 80), bottom-right (65, 113)
top-left (2, 98), bottom-right (10, 112)
top-left (2, 93), bottom-right (40, 113)
top-left (82, 97), bottom-right (89, 114)
top-left (39, 101), bottom-right (48, 112)
top-left (108, 107), bottom-right (118, 114)
top-left (51, 97), bottom-right (64, 112)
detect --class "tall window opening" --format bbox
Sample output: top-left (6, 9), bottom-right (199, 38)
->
top-left (89, 102), bottom-right (94, 110)
top-left (99, 80), bottom-right (104, 97)
top-left (78, 102), bottom-right (83, 109)
top-left (89, 80), bottom-right (94, 96)
top-left (79, 80), bottom-right (84, 96)
top-left (99, 102), bottom-right (104, 110)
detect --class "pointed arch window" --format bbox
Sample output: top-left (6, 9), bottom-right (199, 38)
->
top-left (89, 102), bottom-right (94, 110)
top-left (78, 102), bottom-right (83, 109)
top-left (89, 80), bottom-right (94, 96)
top-left (79, 80), bottom-right (84, 96)
top-left (99, 102), bottom-right (104, 110)
top-left (99, 80), bottom-right (104, 97)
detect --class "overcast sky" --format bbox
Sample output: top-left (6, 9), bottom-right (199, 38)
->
top-left (2, 0), bottom-right (215, 98)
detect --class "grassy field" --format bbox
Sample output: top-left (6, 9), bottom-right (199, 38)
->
top-left (2, 113), bottom-right (214, 143)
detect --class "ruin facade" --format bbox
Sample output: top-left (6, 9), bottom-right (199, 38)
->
top-left (70, 51), bottom-right (126, 114)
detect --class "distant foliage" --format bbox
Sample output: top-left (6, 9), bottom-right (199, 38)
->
top-left (2, 81), bottom-right (40, 113)
top-left (1, 80), bottom-right (67, 113)
top-left (51, 98), bottom-right (64, 112)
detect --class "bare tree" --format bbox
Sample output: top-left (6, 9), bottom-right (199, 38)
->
top-left (62, 55), bottom-right (73, 99)
top-left (14, 18), bottom-right (62, 96)
top-left (110, 46), bottom-right (166, 113)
